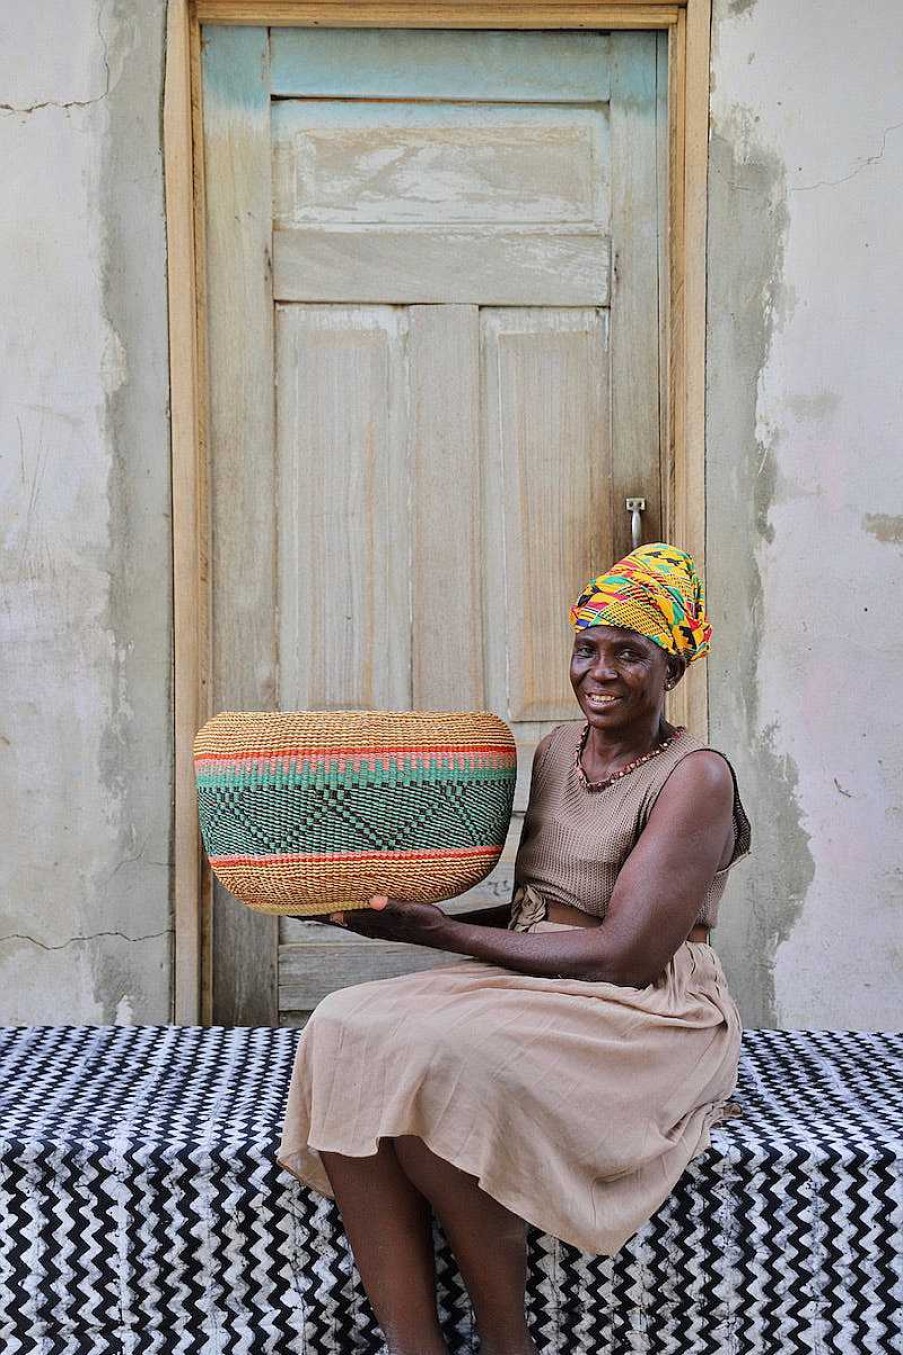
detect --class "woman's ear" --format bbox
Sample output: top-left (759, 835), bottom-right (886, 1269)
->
top-left (664, 656), bottom-right (686, 691)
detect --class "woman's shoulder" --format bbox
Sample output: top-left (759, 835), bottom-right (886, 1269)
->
top-left (649, 731), bottom-right (752, 863)
top-left (647, 729), bottom-right (739, 800)
top-left (652, 741), bottom-right (736, 813)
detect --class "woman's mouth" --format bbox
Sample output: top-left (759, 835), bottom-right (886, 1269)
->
top-left (585, 693), bottom-right (621, 709)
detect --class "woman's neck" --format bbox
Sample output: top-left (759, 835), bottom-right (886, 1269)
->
top-left (580, 713), bottom-right (674, 782)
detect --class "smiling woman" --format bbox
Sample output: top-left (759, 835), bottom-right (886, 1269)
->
top-left (570, 627), bottom-right (683, 783)
top-left (276, 542), bottom-right (751, 1355)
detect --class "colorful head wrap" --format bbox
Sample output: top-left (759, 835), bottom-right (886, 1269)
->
top-left (569, 542), bottom-right (712, 664)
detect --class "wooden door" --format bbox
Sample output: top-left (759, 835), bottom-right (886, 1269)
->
top-left (201, 26), bottom-right (668, 1025)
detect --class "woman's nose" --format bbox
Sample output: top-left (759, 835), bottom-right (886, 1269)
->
top-left (588, 651), bottom-right (617, 680)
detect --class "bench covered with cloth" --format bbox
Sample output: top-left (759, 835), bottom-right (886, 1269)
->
top-left (0, 1024), bottom-right (900, 1354)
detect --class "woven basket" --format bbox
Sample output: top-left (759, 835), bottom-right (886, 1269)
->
top-left (194, 710), bottom-right (517, 914)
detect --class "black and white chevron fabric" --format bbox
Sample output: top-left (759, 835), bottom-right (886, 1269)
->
top-left (1, 1025), bottom-right (900, 1354)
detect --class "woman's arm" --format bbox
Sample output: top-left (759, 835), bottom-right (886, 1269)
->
top-left (334, 751), bottom-right (735, 986)
top-left (449, 903), bottom-right (512, 928)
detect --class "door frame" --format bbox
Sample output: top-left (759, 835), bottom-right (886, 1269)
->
top-left (164, 0), bottom-right (713, 1023)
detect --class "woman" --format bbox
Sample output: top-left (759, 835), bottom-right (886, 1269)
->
top-left (277, 543), bottom-right (751, 1355)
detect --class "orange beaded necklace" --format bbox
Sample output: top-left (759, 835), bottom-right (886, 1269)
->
top-left (574, 724), bottom-right (683, 792)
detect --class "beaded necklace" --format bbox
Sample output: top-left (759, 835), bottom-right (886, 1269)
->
top-left (574, 723), bottom-right (683, 792)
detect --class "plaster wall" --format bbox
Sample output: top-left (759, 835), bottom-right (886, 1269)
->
top-left (0, 1), bottom-right (900, 1028)
top-left (707, 0), bottom-right (903, 1026)
top-left (0, 1), bottom-right (172, 1023)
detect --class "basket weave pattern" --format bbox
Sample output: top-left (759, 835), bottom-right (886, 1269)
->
top-left (194, 711), bottom-right (517, 914)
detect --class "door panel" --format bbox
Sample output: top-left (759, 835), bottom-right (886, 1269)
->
top-left (409, 305), bottom-right (484, 711)
top-left (610, 31), bottom-right (665, 549)
top-left (271, 97), bottom-right (611, 307)
top-left (273, 227), bottom-right (611, 306)
top-left (201, 25), bottom-right (667, 1026)
top-left (269, 27), bottom-right (613, 102)
top-left (276, 304), bottom-right (411, 712)
top-left (272, 102), bottom-right (609, 226)
top-left (203, 25), bottom-right (278, 1027)
top-left (279, 931), bottom-right (463, 1020)
top-left (481, 307), bottom-right (611, 725)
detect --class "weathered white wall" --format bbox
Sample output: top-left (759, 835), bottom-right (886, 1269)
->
top-left (1, 0), bottom-right (900, 1028)
top-left (0, 1), bottom-right (172, 1023)
top-left (707, 0), bottom-right (903, 1026)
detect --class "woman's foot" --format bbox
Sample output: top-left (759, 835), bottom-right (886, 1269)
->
top-left (384, 1335), bottom-right (448, 1355)
top-left (475, 1326), bottom-right (539, 1355)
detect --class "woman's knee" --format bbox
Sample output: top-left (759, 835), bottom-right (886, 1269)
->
top-left (306, 985), bottom-right (366, 1037)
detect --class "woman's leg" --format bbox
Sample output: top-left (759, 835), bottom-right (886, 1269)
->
top-left (319, 1141), bottom-right (449, 1355)
top-left (394, 1136), bottom-right (538, 1355)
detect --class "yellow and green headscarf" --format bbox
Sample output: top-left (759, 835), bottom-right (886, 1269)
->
top-left (569, 542), bottom-right (712, 663)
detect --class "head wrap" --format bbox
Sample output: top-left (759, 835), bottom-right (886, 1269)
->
top-left (569, 542), bottom-right (712, 664)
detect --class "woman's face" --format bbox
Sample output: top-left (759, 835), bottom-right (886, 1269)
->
top-left (569, 625), bottom-right (677, 732)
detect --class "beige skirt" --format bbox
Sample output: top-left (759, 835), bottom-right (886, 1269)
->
top-left (276, 923), bottom-right (742, 1256)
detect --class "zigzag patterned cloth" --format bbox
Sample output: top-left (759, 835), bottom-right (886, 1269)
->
top-left (1, 1025), bottom-right (901, 1354)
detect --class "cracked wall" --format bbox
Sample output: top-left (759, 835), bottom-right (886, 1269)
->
top-left (707, 0), bottom-right (903, 1026)
top-left (0, 0), bottom-right (172, 1023)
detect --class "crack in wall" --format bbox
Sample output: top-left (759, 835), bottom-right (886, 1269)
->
top-left (0, 0), bottom-right (114, 116)
top-left (0, 928), bottom-right (173, 951)
top-left (0, 96), bottom-right (108, 114)
top-left (791, 119), bottom-right (903, 192)
top-left (102, 850), bottom-right (170, 882)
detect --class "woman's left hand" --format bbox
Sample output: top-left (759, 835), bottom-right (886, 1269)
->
top-left (317, 896), bottom-right (450, 946)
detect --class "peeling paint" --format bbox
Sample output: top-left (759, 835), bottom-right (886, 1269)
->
top-left (100, 320), bottom-right (129, 395)
top-left (705, 116), bottom-right (816, 1028)
top-left (92, 0), bottom-right (173, 1024)
top-left (863, 512), bottom-right (903, 545)
top-left (784, 390), bottom-right (840, 423)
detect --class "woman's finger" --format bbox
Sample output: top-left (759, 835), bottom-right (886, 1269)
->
top-left (369, 895), bottom-right (390, 911)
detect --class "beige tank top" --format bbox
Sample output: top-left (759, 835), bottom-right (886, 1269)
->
top-left (512, 722), bottom-right (751, 929)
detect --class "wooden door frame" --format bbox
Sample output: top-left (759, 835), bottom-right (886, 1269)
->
top-left (164, 0), bottom-right (712, 1023)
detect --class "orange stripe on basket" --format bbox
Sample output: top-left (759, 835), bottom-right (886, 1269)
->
top-left (209, 845), bottom-right (500, 867)
top-left (195, 743), bottom-right (514, 763)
